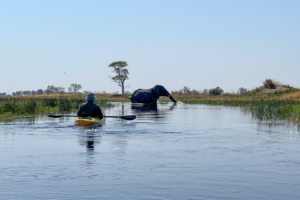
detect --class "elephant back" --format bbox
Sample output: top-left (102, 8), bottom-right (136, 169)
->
top-left (131, 88), bottom-right (158, 104)
top-left (152, 86), bottom-right (160, 98)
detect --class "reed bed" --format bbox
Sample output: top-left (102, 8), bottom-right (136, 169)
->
top-left (0, 97), bottom-right (113, 121)
top-left (161, 94), bottom-right (300, 125)
top-left (246, 100), bottom-right (300, 124)
top-left (3, 92), bottom-right (300, 125)
top-left (159, 94), bottom-right (257, 105)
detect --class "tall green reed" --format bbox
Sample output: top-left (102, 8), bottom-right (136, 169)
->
top-left (0, 97), bottom-right (114, 120)
top-left (246, 100), bottom-right (300, 124)
top-left (180, 98), bottom-right (300, 125)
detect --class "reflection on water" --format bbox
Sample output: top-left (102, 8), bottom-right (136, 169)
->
top-left (255, 120), bottom-right (300, 134)
top-left (0, 107), bottom-right (115, 126)
top-left (1, 102), bottom-right (300, 200)
top-left (77, 130), bottom-right (102, 151)
top-left (131, 104), bottom-right (158, 112)
top-left (130, 103), bottom-right (177, 121)
top-left (0, 115), bottom-right (77, 126)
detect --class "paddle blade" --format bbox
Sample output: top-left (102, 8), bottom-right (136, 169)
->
top-left (119, 115), bottom-right (136, 120)
top-left (48, 115), bottom-right (78, 118)
top-left (48, 115), bottom-right (63, 118)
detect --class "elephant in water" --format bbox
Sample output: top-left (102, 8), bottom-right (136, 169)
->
top-left (130, 85), bottom-right (177, 105)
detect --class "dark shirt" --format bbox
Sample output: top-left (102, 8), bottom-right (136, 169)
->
top-left (77, 101), bottom-right (103, 118)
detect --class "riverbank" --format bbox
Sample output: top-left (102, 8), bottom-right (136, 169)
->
top-left (2, 88), bottom-right (300, 125)
top-left (0, 96), bottom-right (113, 121)
top-left (171, 89), bottom-right (300, 126)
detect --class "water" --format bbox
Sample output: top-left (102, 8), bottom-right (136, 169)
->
top-left (1, 102), bottom-right (300, 200)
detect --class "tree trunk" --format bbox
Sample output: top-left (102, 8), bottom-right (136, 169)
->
top-left (122, 82), bottom-right (124, 95)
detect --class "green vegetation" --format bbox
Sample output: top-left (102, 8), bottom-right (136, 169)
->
top-left (174, 98), bottom-right (300, 125)
top-left (247, 100), bottom-right (300, 124)
top-left (162, 82), bottom-right (300, 126)
top-left (209, 87), bottom-right (224, 95)
top-left (263, 79), bottom-right (276, 89)
top-left (1, 80), bottom-right (300, 126)
top-left (0, 97), bottom-right (113, 121)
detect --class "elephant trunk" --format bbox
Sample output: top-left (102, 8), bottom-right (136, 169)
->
top-left (169, 96), bottom-right (177, 103)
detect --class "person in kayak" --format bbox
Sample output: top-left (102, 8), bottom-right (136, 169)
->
top-left (77, 93), bottom-right (104, 118)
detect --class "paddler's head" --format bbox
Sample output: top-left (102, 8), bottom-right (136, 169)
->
top-left (87, 93), bottom-right (96, 103)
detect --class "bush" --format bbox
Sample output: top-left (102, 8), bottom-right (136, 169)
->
top-left (171, 87), bottom-right (201, 95)
top-left (237, 87), bottom-right (248, 95)
top-left (183, 86), bottom-right (191, 94)
top-left (209, 87), bottom-right (224, 95)
top-left (41, 98), bottom-right (58, 107)
top-left (202, 89), bottom-right (209, 95)
top-left (274, 90), bottom-right (283, 95)
top-left (263, 79), bottom-right (276, 89)
top-left (58, 98), bottom-right (72, 112)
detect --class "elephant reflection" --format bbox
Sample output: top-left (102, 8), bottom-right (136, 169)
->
top-left (131, 104), bottom-right (158, 112)
top-left (130, 85), bottom-right (177, 105)
top-left (131, 103), bottom-right (175, 121)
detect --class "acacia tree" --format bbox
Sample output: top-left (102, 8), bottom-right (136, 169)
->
top-left (0, 92), bottom-right (7, 97)
top-left (44, 85), bottom-right (65, 94)
top-left (108, 61), bottom-right (129, 95)
top-left (237, 87), bottom-right (247, 95)
top-left (68, 83), bottom-right (82, 94)
top-left (37, 89), bottom-right (44, 94)
top-left (209, 87), bottom-right (224, 96)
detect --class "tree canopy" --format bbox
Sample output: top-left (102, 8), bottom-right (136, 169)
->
top-left (44, 85), bottom-right (65, 94)
top-left (209, 87), bottom-right (224, 95)
top-left (108, 61), bottom-right (129, 95)
top-left (68, 83), bottom-right (82, 94)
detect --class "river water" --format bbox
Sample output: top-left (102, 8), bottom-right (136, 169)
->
top-left (1, 102), bottom-right (300, 200)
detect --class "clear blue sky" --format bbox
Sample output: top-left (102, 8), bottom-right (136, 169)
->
top-left (1, 0), bottom-right (299, 94)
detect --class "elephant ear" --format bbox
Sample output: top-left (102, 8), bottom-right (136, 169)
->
top-left (157, 85), bottom-right (170, 97)
top-left (152, 85), bottom-right (160, 98)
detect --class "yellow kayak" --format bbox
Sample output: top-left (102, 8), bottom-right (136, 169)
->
top-left (75, 117), bottom-right (105, 127)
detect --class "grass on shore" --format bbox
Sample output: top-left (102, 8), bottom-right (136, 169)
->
top-left (0, 96), bottom-right (113, 121)
top-left (2, 89), bottom-right (300, 126)
top-left (162, 90), bottom-right (300, 126)
top-left (94, 90), bottom-right (300, 126)
top-left (246, 100), bottom-right (300, 125)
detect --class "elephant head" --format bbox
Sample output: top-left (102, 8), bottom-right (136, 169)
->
top-left (152, 85), bottom-right (171, 97)
top-left (152, 85), bottom-right (177, 103)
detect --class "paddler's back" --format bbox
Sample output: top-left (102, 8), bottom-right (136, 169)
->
top-left (77, 102), bottom-right (103, 118)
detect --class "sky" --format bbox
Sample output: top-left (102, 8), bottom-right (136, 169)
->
top-left (0, 0), bottom-right (299, 94)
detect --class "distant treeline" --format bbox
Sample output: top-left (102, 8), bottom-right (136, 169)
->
top-left (171, 86), bottom-right (247, 96)
top-left (0, 83), bottom-right (84, 97)
top-left (12, 89), bottom-right (44, 96)
top-left (0, 92), bottom-right (7, 97)
top-left (1, 85), bottom-right (248, 97)
top-left (0, 89), bottom-right (45, 97)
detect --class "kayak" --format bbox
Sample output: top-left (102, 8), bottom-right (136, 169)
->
top-left (75, 117), bottom-right (105, 127)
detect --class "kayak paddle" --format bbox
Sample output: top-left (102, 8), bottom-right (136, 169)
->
top-left (48, 115), bottom-right (136, 120)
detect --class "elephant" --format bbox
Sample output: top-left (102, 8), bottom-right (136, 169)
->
top-left (130, 85), bottom-right (177, 105)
